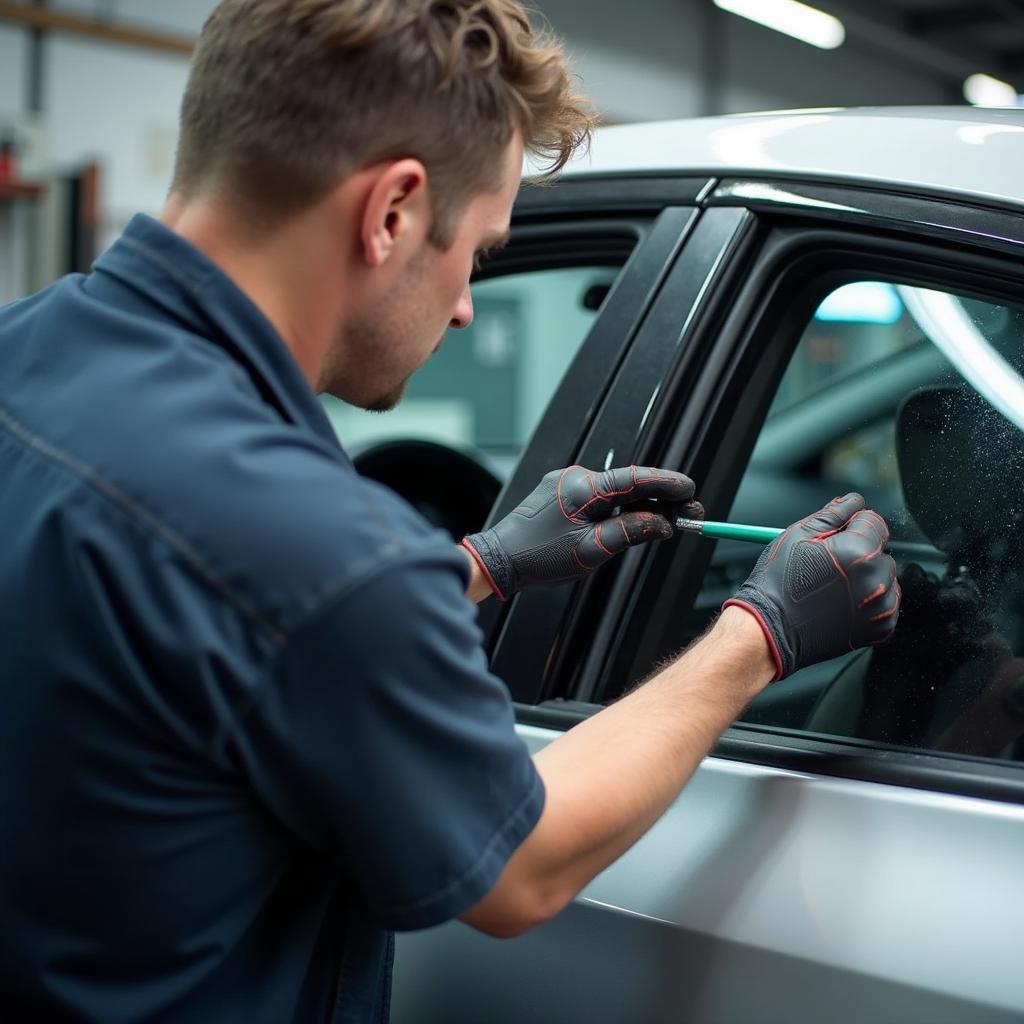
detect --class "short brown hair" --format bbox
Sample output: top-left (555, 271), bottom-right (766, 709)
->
top-left (173, 0), bottom-right (594, 243)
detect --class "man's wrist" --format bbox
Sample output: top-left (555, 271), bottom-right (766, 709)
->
top-left (459, 543), bottom-right (499, 603)
top-left (713, 605), bottom-right (778, 693)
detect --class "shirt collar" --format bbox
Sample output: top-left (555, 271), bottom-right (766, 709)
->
top-left (93, 213), bottom-right (345, 455)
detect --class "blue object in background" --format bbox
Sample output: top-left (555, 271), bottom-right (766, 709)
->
top-left (815, 281), bottom-right (903, 323)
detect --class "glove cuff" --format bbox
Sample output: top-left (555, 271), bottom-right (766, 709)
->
top-left (722, 597), bottom-right (786, 681)
top-left (461, 532), bottom-right (513, 601)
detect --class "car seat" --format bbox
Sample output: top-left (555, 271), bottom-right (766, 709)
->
top-left (805, 383), bottom-right (1024, 749)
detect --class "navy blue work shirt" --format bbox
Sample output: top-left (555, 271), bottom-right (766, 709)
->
top-left (0, 215), bottom-right (544, 1022)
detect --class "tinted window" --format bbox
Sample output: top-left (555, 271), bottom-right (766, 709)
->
top-left (648, 281), bottom-right (1024, 764)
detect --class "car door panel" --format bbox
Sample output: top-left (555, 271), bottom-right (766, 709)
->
top-left (393, 725), bottom-right (1024, 1024)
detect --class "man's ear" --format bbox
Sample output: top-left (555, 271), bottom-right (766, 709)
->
top-left (359, 159), bottom-right (429, 268)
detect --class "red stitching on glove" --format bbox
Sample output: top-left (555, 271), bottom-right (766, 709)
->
top-left (812, 527), bottom-right (843, 541)
top-left (594, 522), bottom-right (613, 557)
top-left (850, 541), bottom-right (885, 567)
top-left (459, 538), bottom-right (507, 601)
top-left (556, 465), bottom-right (580, 523)
top-left (765, 525), bottom-right (794, 565)
top-left (844, 528), bottom-right (872, 543)
top-left (815, 538), bottom-right (849, 579)
top-left (572, 548), bottom-right (594, 573)
top-left (861, 509), bottom-right (889, 534)
top-left (573, 479), bottom-right (638, 520)
top-left (858, 583), bottom-right (886, 608)
top-left (631, 469), bottom-right (684, 484)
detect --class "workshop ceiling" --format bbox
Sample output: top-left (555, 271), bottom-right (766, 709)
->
top-left (824, 0), bottom-right (1024, 86)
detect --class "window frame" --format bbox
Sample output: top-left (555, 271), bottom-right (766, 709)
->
top-left (473, 186), bottom-right (715, 664)
top-left (515, 179), bottom-right (1024, 806)
top-left (487, 204), bottom-right (753, 702)
top-left (442, 213), bottom-right (676, 649)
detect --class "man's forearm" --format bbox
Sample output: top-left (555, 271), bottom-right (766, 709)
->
top-left (461, 493), bottom-right (899, 938)
top-left (531, 606), bottom-right (774, 895)
top-left (461, 605), bottom-right (774, 936)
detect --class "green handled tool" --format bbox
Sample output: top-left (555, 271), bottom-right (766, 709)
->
top-left (674, 516), bottom-right (904, 557)
top-left (675, 517), bottom-right (784, 545)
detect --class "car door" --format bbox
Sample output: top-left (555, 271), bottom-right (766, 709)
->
top-left (392, 181), bottom-right (1024, 1023)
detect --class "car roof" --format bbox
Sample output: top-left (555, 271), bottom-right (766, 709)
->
top-left (541, 107), bottom-right (1024, 211)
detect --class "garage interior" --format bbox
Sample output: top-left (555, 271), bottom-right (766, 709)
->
top-left (0, 0), bottom-right (1023, 305)
top-left (2, 4), bottom-right (1024, 1023)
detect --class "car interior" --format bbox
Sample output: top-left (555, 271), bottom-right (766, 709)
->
top-left (727, 285), bottom-right (1024, 762)
top-left (806, 382), bottom-right (1024, 760)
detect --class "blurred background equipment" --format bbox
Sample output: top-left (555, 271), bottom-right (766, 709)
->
top-left (2, 1), bottom-right (1024, 267)
top-left (2, 0), bottom-right (1024, 453)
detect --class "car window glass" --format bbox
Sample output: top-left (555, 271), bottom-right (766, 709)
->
top-left (668, 281), bottom-right (1024, 765)
top-left (320, 265), bottom-right (622, 479)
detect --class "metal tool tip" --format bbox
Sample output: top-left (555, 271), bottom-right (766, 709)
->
top-left (674, 517), bottom-right (705, 534)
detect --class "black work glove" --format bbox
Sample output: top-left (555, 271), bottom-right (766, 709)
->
top-left (462, 464), bottom-right (700, 600)
top-left (723, 493), bottom-right (900, 681)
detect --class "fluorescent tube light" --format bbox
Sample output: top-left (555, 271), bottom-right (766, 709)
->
top-left (713, 0), bottom-right (845, 50)
top-left (815, 282), bottom-right (902, 324)
top-left (963, 73), bottom-right (1018, 107)
top-left (898, 287), bottom-right (1024, 434)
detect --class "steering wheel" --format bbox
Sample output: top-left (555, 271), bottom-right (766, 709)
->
top-left (351, 439), bottom-right (502, 541)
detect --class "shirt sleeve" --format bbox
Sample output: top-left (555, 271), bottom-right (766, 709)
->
top-left (225, 543), bottom-right (545, 931)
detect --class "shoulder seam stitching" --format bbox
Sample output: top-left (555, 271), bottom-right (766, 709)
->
top-left (222, 540), bottom-right (469, 752)
top-left (0, 402), bottom-right (286, 644)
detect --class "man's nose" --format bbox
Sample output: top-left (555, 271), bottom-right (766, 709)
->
top-left (449, 285), bottom-right (474, 330)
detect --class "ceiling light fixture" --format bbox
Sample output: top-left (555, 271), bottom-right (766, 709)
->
top-left (899, 287), bottom-right (1024, 433)
top-left (712, 0), bottom-right (845, 50)
top-left (963, 73), bottom-right (1018, 107)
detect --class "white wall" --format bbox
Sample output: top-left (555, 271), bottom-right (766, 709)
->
top-left (0, 0), bottom-right (960, 249)
top-left (1, 2), bottom-right (214, 248)
top-left (0, 25), bottom-right (26, 118)
top-left (45, 35), bottom-right (192, 244)
top-left (51, 0), bottom-right (216, 37)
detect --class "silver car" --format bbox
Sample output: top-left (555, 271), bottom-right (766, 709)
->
top-left (345, 107), bottom-right (1024, 1024)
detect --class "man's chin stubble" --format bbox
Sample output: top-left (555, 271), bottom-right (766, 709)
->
top-left (366, 381), bottom-right (408, 413)
top-left (366, 341), bottom-right (442, 412)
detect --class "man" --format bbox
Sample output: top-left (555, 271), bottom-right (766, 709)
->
top-left (0, 1), bottom-right (900, 1021)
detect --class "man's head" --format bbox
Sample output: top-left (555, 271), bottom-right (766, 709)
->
top-left (168, 0), bottom-right (592, 407)
top-left (174, 0), bottom-right (591, 245)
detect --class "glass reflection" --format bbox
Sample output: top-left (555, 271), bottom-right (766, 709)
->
top-left (860, 384), bottom-right (1024, 757)
top-left (740, 286), bottom-right (1024, 762)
